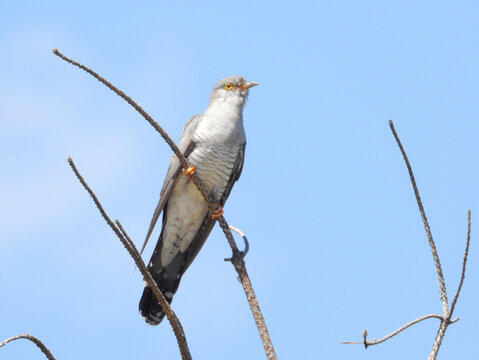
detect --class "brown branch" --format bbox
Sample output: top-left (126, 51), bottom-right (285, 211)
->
top-left (343, 121), bottom-right (471, 359)
top-left (67, 157), bottom-right (192, 360)
top-left (52, 48), bottom-right (220, 218)
top-left (55, 48), bottom-right (277, 360)
top-left (52, 49), bottom-right (183, 164)
top-left (449, 210), bottom-right (471, 318)
top-left (389, 120), bottom-right (448, 315)
top-left (228, 225), bottom-right (275, 358)
top-left (340, 314), bottom-right (459, 348)
top-left (430, 210), bottom-right (472, 360)
top-left (0, 334), bottom-right (56, 360)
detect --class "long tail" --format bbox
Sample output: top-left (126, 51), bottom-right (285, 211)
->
top-left (139, 249), bottom-right (186, 325)
top-left (139, 279), bottom-right (175, 325)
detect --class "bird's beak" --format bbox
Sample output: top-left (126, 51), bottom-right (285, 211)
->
top-left (237, 81), bottom-right (259, 90)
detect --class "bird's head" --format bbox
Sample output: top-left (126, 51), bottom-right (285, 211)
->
top-left (209, 76), bottom-right (259, 105)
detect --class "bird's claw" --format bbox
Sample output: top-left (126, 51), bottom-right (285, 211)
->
top-left (182, 166), bottom-right (196, 176)
top-left (224, 232), bottom-right (249, 264)
top-left (211, 205), bottom-right (224, 219)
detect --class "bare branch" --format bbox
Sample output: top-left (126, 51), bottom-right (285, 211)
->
top-left (52, 49), bottom-right (183, 164)
top-left (115, 219), bottom-right (137, 250)
top-left (344, 122), bottom-right (471, 359)
top-left (52, 48), bottom-right (220, 219)
top-left (429, 320), bottom-right (448, 360)
top-left (227, 225), bottom-right (276, 359)
top-left (340, 314), bottom-right (458, 348)
top-left (68, 157), bottom-right (192, 360)
top-left (389, 120), bottom-right (448, 315)
top-left (449, 210), bottom-right (471, 318)
top-left (430, 210), bottom-right (472, 360)
top-left (0, 334), bottom-right (56, 360)
top-left (55, 49), bottom-right (277, 360)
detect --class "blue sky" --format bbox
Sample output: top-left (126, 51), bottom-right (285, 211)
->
top-left (1, 1), bottom-right (478, 359)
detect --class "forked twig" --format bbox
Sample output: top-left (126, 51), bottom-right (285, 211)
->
top-left (68, 158), bottom-right (192, 360)
top-left (341, 121), bottom-right (471, 360)
top-left (0, 334), bottom-right (56, 360)
top-left (429, 209), bottom-right (471, 359)
top-left (54, 49), bottom-right (277, 360)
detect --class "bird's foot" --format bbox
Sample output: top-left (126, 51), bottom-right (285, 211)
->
top-left (182, 166), bottom-right (196, 176)
top-left (210, 204), bottom-right (224, 219)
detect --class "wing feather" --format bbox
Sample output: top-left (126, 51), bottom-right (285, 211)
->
top-left (139, 114), bottom-right (203, 255)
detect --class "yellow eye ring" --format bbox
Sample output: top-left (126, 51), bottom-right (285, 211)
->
top-left (224, 82), bottom-right (234, 91)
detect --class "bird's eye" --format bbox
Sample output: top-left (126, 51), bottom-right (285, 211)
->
top-left (224, 83), bottom-right (234, 91)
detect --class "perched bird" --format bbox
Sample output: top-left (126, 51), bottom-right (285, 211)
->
top-left (139, 76), bottom-right (258, 325)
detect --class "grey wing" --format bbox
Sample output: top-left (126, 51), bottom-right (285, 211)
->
top-left (139, 114), bottom-right (203, 255)
top-left (181, 143), bottom-right (246, 272)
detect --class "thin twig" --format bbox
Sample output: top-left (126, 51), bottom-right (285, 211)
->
top-left (449, 210), bottom-right (471, 318)
top-left (343, 122), bottom-right (471, 359)
top-left (430, 210), bottom-right (472, 360)
top-left (340, 314), bottom-right (458, 347)
top-left (68, 157), bottom-right (192, 360)
top-left (52, 48), bottom-right (220, 218)
top-left (429, 320), bottom-right (448, 360)
top-left (52, 49), bottom-right (183, 164)
top-left (227, 225), bottom-right (275, 358)
top-left (55, 48), bottom-right (277, 360)
top-left (115, 219), bottom-right (137, 250)
top-left (389, 120), bottom-right (448, 315)
top-left (0, 334), bottom-right (56, 360)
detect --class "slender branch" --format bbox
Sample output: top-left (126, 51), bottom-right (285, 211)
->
top-left (389, 120), bottom-right (448, 315)
top-left (430, 210), bottom-right (472, 360)
top-left (449, 210), bottom-right (471, 318)
top-left (343, 122), bottom-right (471, 359)
top-left (52, 49), bottom-right (183, 164)
top-left (55, 48), bottom-right (277, 360)
top-left (52, 48), bottom-right (219, 218)
top-left (68, 157), bottom-right (192, 360)
top-left (227, 225), bottom-right (275, 358)
top-left (115, 219), bottom-right (137, 250)
top-left (340, 314), bottom-right (458, 348)
top-left (429, 320), bottom-right (448, 360)
top-left (0, 334), bottom-right (56, 360)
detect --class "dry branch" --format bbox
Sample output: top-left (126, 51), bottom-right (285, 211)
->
top-left (389, 120), bottom-right (448, 314)
top-left (429, 209), bottom-right (471, 360)
top-left (339, 315), bottom-right (459, 348)
top-left (68, 158), bottom-right (192, 360)
top-left (0, 334), bottom-right (56, 360)
top-left (341, 120), bottom-right (471, 360)
top-left (54, 48), bottom-right (277, 360)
